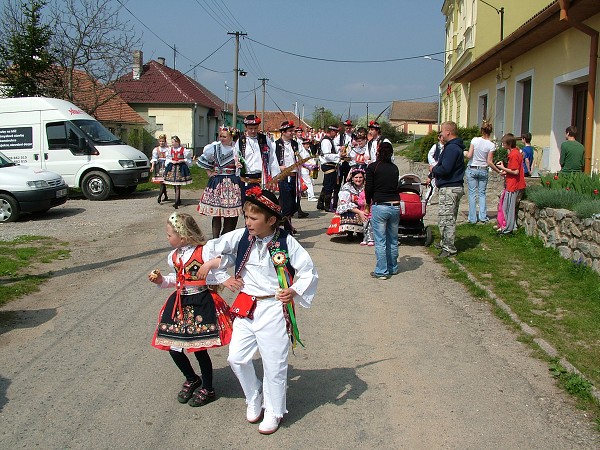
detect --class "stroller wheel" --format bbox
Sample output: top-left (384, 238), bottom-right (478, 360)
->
top-left (424, 226), bottom-right (433, 247)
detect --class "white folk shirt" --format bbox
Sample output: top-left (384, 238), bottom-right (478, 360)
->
top-left (334, 132), bottom-right (353, 153)
top-left (204, 228), bottom-right (318, 308)
top-left (319, 137), bottom-right (339, 165)
top-left (281, 140), bottom-right (297, 173)
top-left (235, 135), bottom-right (280, 176)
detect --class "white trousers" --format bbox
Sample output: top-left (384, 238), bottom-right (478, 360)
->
top-left (300, 167), bottom-right (315, 199)
top-left (227, 299), bottom-right (290, 418)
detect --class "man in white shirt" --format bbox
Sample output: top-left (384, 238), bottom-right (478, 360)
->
top-left (366, 121), bottom-right (392, 163)
top-left (235, 115), bottom-right (280, 202)
top-left (317, 125), bottom-right (340, 211)
top-left (275, 120), bottom-right (302, 232)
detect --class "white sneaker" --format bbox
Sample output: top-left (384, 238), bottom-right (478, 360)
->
top-left (258, 411), bottom-right (281, 435)
top-left (307, 197), bottom-right (318, 202)
top-left (246, 392), bottom-right (263, 423)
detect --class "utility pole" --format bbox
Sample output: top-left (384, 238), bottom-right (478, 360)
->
top-left (173, 44), bottom-right (177, 70)
top-left (228, 31), bottom-right (247, 130)
top-left (258, 77), bottom-right (268, 132)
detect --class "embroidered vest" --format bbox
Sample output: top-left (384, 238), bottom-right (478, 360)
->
top-left (171, 246), bottom-right (207, 286)
top-left (171, 147), bottom-right (185, 162)
top-left (275, 138), bottom-right (299, 166)
top-left (234, 228), bottom-right (295, 278)
top-left (239, 133), bottom-right (271, 176)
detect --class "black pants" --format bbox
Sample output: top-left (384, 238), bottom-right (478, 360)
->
top-left (278, 176), bottom-right (298, 218)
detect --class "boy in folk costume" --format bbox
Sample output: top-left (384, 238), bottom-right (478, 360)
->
top-left (204, 187), bottom-right (318, 435)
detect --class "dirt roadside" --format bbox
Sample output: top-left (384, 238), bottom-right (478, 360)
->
top-left (0, 172), bottom-right (598, 448)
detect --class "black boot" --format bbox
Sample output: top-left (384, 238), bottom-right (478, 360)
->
top-left (316, 191), bottom-right (326, 210)
top-left (324, 193), bottom-right (333, 212)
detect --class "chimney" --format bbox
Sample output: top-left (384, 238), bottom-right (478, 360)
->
top-left (132, 50), bottom-right (143, 80)
top-left (157, 57), bottom-right (166, 66)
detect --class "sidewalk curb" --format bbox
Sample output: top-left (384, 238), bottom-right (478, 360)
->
top-left (451, 258), bottom-right (600, 403)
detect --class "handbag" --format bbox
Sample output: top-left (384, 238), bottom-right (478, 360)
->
top-left (230, 292), bottom-right (257, 319)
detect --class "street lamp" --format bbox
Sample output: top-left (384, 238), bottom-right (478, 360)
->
top-left (480, 0), bottom-right (505, 41)
top-left (224, 81), bottom-right (229, 113)
top-left (424, 56), bottom-right (445, 131)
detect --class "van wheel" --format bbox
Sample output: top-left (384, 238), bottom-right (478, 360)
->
top-left (0, 194), bottom-right (20, 222)
top-left (113, 185), bottom-right (137, 196)
top-left (82, 171), bottom-right (112, 201)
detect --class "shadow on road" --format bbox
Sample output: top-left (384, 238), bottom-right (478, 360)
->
top-left (0, 308), bottom-right (57, 335)
top-left (0, 375), bottom-right (9, 412)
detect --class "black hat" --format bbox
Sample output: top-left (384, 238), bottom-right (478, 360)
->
top-left (328, 125), bottom-right (339, 132)
top-left (368, 120), bottom-right (381, 130)
top-left (279, 120), bottom-right (295, 131)
top-left (244, 186), bottom-right (282, 220)
top-left (244, 115), bottom-right (261, 126)
top-left (343, 119), bottom-right (353, 127)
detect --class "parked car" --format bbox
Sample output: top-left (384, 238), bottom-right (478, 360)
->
top-left (0, 151), bottom-right (68, 222)
top-left (0, 97), bottom-right (150, 200)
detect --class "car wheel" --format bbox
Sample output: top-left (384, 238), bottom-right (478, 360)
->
top-left (0, 194), bottom-right (20, 222)
top-left (81, 171), bottom-right (112, 201)
top-left (112, 185), bottom-right (137, 196)
top-left (424, 226), bottom-right (433, 247)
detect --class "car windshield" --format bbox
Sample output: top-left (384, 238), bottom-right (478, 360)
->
top-left (72, 119), bottom-right (122, 144)
top-left (0, 151), bottom-right (16, 168)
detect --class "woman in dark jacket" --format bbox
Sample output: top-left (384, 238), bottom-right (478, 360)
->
top-left (364, 142), bottom-right (399, 280)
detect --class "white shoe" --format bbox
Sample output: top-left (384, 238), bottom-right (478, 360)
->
top-left (258, 411), bottom-right (281, 435)
top-left (307, 197), bottom-right (318, 202)
top-left (246, 392), bottom-right (263, 423)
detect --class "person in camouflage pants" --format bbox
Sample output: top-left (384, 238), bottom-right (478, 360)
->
top-left (432, 121), bottom-right (466, 257)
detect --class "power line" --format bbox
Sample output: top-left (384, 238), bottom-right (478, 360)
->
top-left (193, 0), bottom-right (230, 31)
top-left (248, 37), bottom-right (448, 64)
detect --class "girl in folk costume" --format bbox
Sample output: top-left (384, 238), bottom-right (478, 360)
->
top-left (327, 167), bottom-right (374, 245)
top-left (197, 126), bottom-right (243, 238)
top-left (348, 127), bottom-right (370, 169)
top-left (163, 136), bottom-right (193, 209)
top-left (148, 213), bottom-right (233, 407)
top-left (151, 133), bottom-right (170, 203)
top-left (204, 187), bottom-right (318, 435)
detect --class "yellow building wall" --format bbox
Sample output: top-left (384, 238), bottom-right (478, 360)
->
top-left (465, 14), bottom-right (600, 172)
top-left (144, 106), bottom-right (193, 148)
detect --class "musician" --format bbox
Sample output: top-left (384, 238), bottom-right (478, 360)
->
top-left (366, 121), bottom-right (392, 164)
top-left (317, 125), bottom-right (340, 212)
top-left (275, 120), bottom-right (302, 232)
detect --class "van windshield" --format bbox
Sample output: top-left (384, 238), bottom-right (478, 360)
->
top-left (0, 151), bottom-right (16, 168)
top-left (72, 119), bottom-right (123, 144)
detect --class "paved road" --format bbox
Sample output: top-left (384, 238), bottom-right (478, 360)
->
top-left (0, 162), bottom-right (598, 449)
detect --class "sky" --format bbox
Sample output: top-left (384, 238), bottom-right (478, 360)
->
top-left (121, 0), bottom-right (446, 122)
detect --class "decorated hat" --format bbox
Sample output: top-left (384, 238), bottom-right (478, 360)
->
top-left (295, 127), bottom-right (303, 132)
top-left (343, 119), bottom-right (353, 127)
top-left (279, 120), bottom-right (295, 131)
top-left (244, 186), bottom-right (282, 220)
top-left (244, 114), bottom-right (261, 126)
top-left (347, 166), bottom-right (366, 182)
top-left (368, 120), bottom-right (381, 130)
top-left (328, 125), bottom-right (339, 132)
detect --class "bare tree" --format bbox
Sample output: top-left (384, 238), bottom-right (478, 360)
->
top-left (46, 0), bottom-right (141, 115)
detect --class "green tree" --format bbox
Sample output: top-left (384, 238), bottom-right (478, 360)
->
top-left (0, 0), bottom-right (53, 97)
top-left (309, 106), bottom-right (341, 130)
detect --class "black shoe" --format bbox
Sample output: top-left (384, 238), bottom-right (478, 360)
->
top-left (173, 200), bottom-right (181, 209)
top-left (177, 378), bottom-right (202, 404)
top-left (163, 194), bottom-right (169, 202)
top-left (188, 387), bottom-right (216, 407)
top-left (297, 211), bottom-right (309, 218)
top-left (157, 195), bottom-right (162, 204)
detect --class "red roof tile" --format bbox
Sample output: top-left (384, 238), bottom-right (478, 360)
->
top-left (116, 60), bottom-right (222, 116)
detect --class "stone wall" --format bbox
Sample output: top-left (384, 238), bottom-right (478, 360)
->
top-left (519, 201), bottom-right (600, 274)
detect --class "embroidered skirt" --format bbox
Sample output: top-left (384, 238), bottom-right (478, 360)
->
top-left (326, 211), bottom-right (364, 235)
top-left (152, 160), bottom-right (166, 183)
top-left (198, 174), bottom-right (243, 217)
top-left (152, 290), bottom-right (233, 352)
top-left (164, 162), bottom-right (192, 185)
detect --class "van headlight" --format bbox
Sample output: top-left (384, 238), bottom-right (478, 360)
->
top-left (119, 160), bottom-right (136, 168)
top-left (27, 180), bottom-right (50, 189)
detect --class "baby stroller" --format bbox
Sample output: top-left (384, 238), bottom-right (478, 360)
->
top-left (397, 174), bottom-right (433, 246)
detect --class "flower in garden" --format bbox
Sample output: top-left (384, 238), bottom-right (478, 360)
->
top-left (594, 189), bottom-right (599, 195)
top-left (554, 175), bottom-right (559, 180)
top-left (545, 181), bottom-right (550, 186)
top-left (566, 187), bottom-right (571, 191)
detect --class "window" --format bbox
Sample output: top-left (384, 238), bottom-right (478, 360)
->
top-left (46, 122), bottom-right (84, 154)
top-left (477, 92), bottom-right (488, 126)
top-left (514, 72), bottom-right (534, 135)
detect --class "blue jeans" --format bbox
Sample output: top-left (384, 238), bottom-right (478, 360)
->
top-left (466, 167), bottom-right (489, 223)
top-left (371, 204), bottom-right (400, 276)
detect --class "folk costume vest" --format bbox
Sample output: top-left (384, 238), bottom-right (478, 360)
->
top-left (238, 133), bottom-right (272, 182)
top-left (171, 246), bottom-right (208, 319)
top-left (274, 138), bottom-right (299, 167)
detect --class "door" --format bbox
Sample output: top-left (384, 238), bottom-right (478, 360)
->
top-left (572, 82), bottom-right (587, 145)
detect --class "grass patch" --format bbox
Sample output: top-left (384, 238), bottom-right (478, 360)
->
top-left (430, 224), bottom-right (600, 417)
top-left (0, 236), bottom-right (70, 306)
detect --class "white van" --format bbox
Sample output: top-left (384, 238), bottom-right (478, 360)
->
top-left (0, 150), bottom-right (67, 222)
top-left (0, 97), bottom-right (150, 200)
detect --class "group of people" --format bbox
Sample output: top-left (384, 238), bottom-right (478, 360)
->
top-left (150, 134), bottom-right (193, 209)
top-left (149, 189), bottom-right (318, 435)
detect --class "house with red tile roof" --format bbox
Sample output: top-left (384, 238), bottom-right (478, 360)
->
top-left (115, 51), bottom-right (224, 155)
top-left (389, 101), bottom-right (438, 137)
